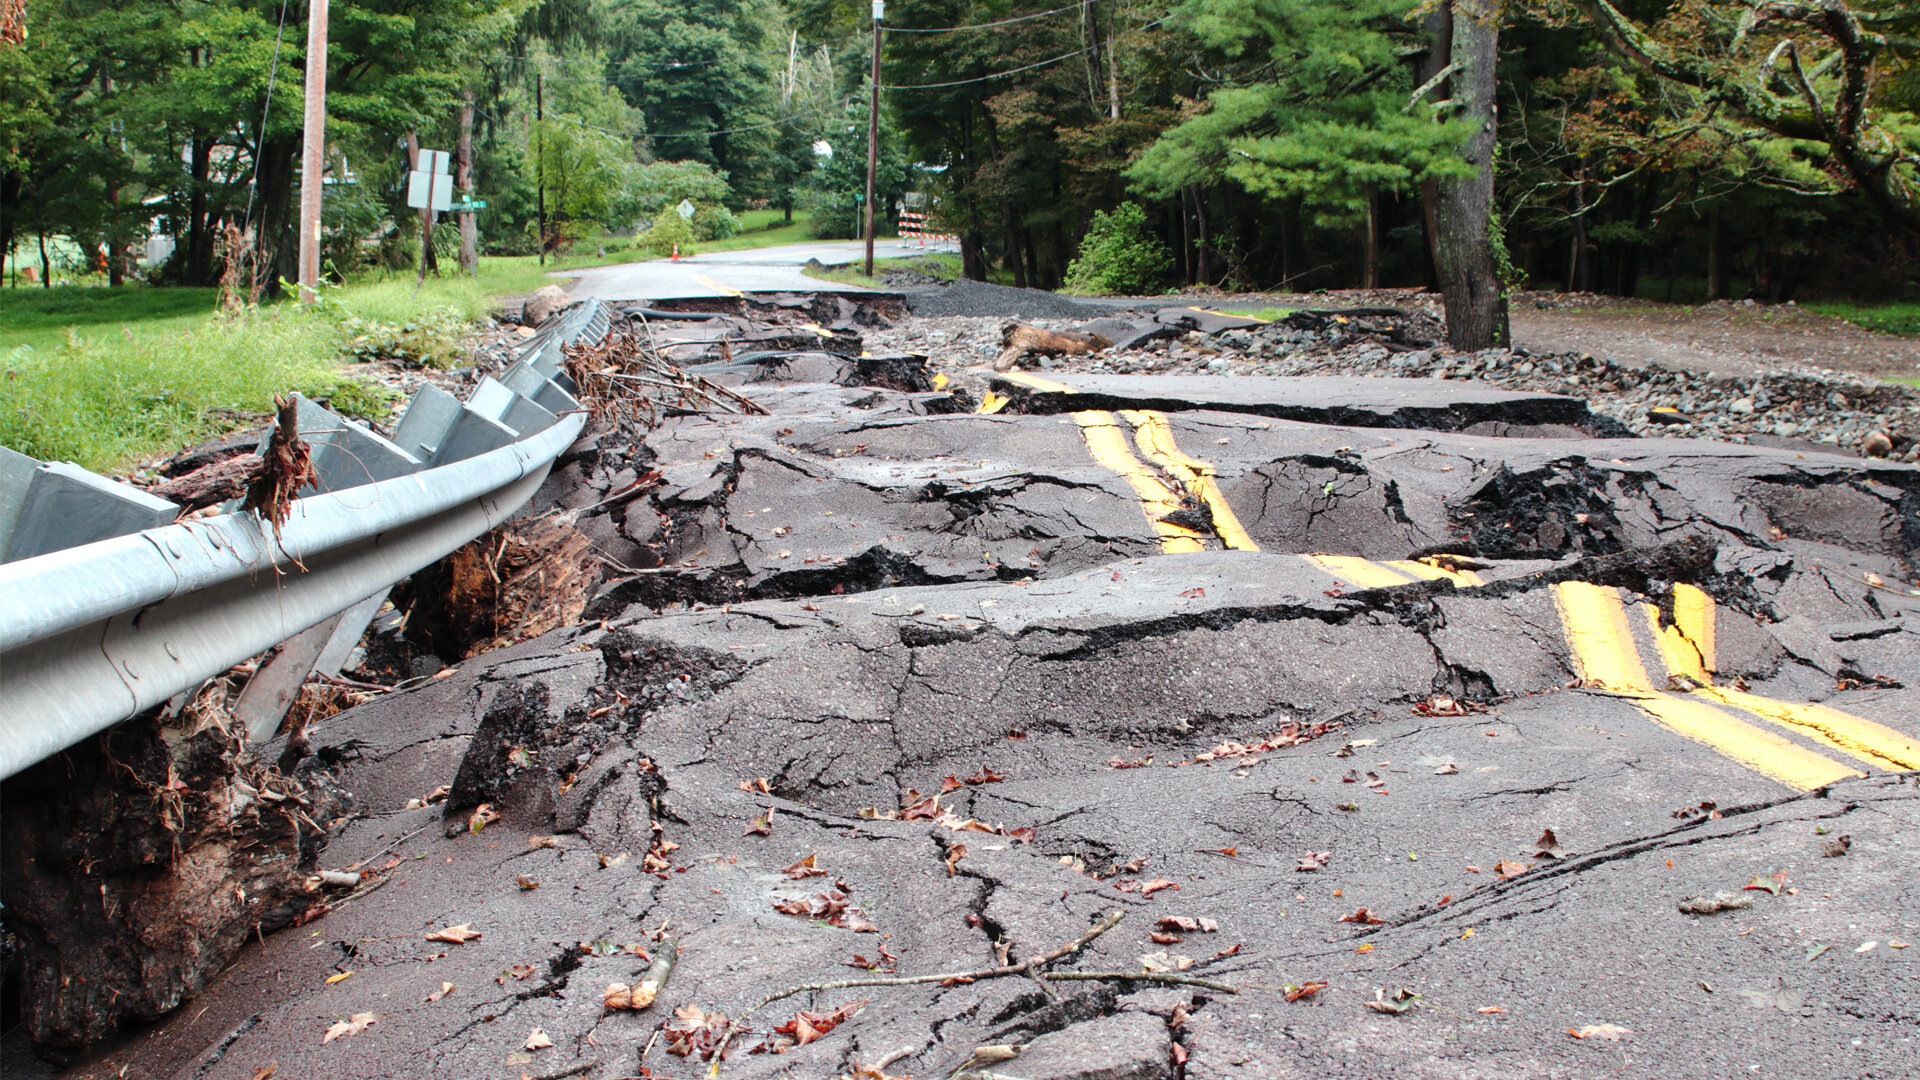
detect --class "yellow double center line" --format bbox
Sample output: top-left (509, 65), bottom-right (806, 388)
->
top-left (1554, 581), bottom-right (1917, 789)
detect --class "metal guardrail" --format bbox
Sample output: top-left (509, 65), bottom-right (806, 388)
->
top-left (0, 298), bottom-right (612, 780)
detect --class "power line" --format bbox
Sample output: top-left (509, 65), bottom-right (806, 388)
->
top-left (881, 14), bottom-right (1175, 91)
top-left (886, 2), bottom-right (1081, 33)
top-left (882, 47), bottom-right (1086, 90)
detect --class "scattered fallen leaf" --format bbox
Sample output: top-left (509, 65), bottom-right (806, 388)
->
top-left (1856, 941), bottom-right (1879, 953)
top-left (1494, 858), bottom-right (1530, 880)
top-left (1139, 878), bottom-right (1181, 896)
top-left (1806, 943), bottom-right (1832, 962)
top-left (498, 964), bottom-right (536, 983)
top-left (325, 971), bottom-right (353, 984)
top-left (1433, 762), bottom-right (1459, 775)
top-left (514, 875), bottom-right (540, 891)
top-left (1150, 931), bottom-right (1183, 944)
top-left (1460, 928), bottom-right (1475, 939)
top-left (249, 1067), bottom-right (277, 1080)
top-left (945, 844), bottom-right (968, 878)
top-left (468, 803), bottom-right (499, 833)
top-left (1568, 1023), bottom-right (1630, 1041)
top-left (773, 888), bottom-right (879, 933)
top-left (745, 807), bottom-right (776, 836)
top-left (1744, 869), bottom-right (1788, 895)
top-left (1355, 943), bottom-right (1374, 954)
top-left (1137, 950), bottom-right (1194, 973)
top-left (1179, 587), bottom-right (1205, 598)
top-left (964, 765), bottom-right (1007, 785)
top-left (664, 1005), bottom-right (730, 1060)
top-left (771, 999), bottom-right (865, 1049)
top-left (1364, 988), bottom-right (1421, 1015)
top-left (529, 835), bottom-right (558, 849)
top-left (1336, 801), bottom-right (1359, 811)
top-left (425, 982), bottom-right (455, 1002)
top-left (739, 777), bottom-right (772, 794)
top-left (1339, 907), bottom-right (1386, 925)
top-left (523, 1028), bottom-right (553, 1051)
top-left (597, 851), bottom-right (630, 868)
top-left (321, 1012), bottom-right (376, 1043)
top-left (1285, 981), bottom-right (1329, 1002)
top-left (1534, 829), bottom-right (1565, 859)
top-left (426, 924), bottom-right (481, 944)
top-left (1296, 851), bottom-right (1330, 872)
top-left (1477, 1006), bottom-right (1505, 1014)
top-left (1890, 939), bottom-right (1912, 949)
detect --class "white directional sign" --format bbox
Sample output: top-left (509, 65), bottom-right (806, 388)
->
top-left (407, 149), bottom-right (453, 212)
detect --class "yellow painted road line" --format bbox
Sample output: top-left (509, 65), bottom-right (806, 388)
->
top-left (999, 371), bottom-right (1076, 394)
top-left (976, 391), bottom-right (1010, 415)
top-left (1119, 410), bottom-right (1260, 551)
top-left (1070, 411), bottom-right (1205, 554)
top-left (692, 273), bottom-right (743, 297)
top-left (1554, 582), bottom-right (1859, 790)
top-left (1385, 559), bottom-right (1485, 587)
top-left (1646, 586), bottom-right (1920, 772)
top-left (1305, 555), bottom-right (1416, 589)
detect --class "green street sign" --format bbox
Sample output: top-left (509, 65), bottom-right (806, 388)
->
top-left (450, 200), bottom-right (487, 211)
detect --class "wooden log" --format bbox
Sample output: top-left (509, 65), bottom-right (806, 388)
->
top-left (994, 322), bottom-right (1112, 372)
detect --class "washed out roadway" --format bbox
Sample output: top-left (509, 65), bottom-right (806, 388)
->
top-left (32, 344), bottom-right (1920, 1080)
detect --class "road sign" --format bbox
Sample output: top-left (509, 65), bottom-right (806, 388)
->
top-left (677, 199), bottom-right (696, 220)
top-left (450, 200), bottom-right (486, 212)
top-left (406, 149), bottom-right (452, 212)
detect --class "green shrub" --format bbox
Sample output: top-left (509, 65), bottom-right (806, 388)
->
top-left (1064, 203), bottom-right (1173, 296)
top-left (695, 204), bottom-right (741, 241)
top-left (641, 210), bottom-right (698, 256)
top-left (339, 307), bottom-right (471, 369)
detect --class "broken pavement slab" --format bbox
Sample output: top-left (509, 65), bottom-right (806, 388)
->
top-left (986, 371), bottom-right (1628, 437)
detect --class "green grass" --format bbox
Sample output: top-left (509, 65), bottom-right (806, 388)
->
top-left (0, 263), bottom-right (565, 471)
top-left (803, 252), bottom-right (963, 290)
top-left (1804, 301), bottom-right (1920, 339)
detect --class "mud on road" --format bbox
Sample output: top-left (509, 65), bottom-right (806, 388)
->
top-left (11, 291), bottom-right (1920, 1080)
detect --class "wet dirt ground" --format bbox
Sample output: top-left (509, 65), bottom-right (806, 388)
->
top-left (10, 293), bottom-right (1919, 1080)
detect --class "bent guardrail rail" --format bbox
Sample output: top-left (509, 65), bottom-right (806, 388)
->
top-left (0, 298), bottom-right (610, 780)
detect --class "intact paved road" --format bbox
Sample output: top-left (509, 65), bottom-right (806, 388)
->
top-left (19, 301), bottom-right (1920, 1080)
top-left (561, 238), bottom-right (955, 301)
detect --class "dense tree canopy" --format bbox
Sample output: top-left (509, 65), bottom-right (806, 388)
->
top-left (3, 0), bottom-right (1916, 304)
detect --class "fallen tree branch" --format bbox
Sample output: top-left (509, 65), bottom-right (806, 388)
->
top-left (705, 910), bottom-right (1126, 1072)
top-left (523, 1060), bottom-right (600, 1080)
top-left (1044, 971), bottom-right (1240, 993)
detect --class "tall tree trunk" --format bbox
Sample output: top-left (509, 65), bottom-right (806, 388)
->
top-left (1105, 11), bottom-right (1121, 120)
top-left (1416, 7), bottom-right (1450, 291)
top-left (1362, 185), bottom-right (1380, 289)
top-left (38, 231), bottom-right (50, 288)
top-left (456, 94), bottom-right (477, 275)
top-left (253, 134), bottom-right (302, 296)
top-left (1431, 1), bottom-right (1509, 350)
top-left (188, 132), bottom-right (212, 285)
top-left (1567, 171), bottom-right (1589, 292)
top-left (1706, 206), bottom-right (1728, 301)
top-left (1191, 187), bottom-right (1210, 286)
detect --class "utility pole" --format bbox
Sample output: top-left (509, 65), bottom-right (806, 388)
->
top-left (297, 0), bottom-right (329, 303)
top-left (863, 1), bottom-right (883, 277)
top-left (536, 73), bottom-right (547, 267)
top-left (457, 92), bottom-right (477, 275)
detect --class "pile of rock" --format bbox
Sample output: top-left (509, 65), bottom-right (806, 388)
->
top-left (871, 309), bottom-right (1920, 458)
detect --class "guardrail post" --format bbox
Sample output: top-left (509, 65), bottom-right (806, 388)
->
top-left (3, 461), bottom-right (179, 563)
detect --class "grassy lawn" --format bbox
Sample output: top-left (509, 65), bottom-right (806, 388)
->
top-left (0, 215), bottom-right (844, 472)
top-left (1804, 301), bottom-right (1920, 339)
top-left (0, 258), bottom-right (563, 471)
top-left (803, 252), bottom-right (962, 290)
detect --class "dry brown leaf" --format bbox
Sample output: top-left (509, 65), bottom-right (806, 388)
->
top-left (783, 853), bottom-right (828, 879)
top-left (1494, 858), bottom-right (1531, 879)
top-left (1534, 829), bottom-right (1565, 859)
top-left (426, 923), bottom-right (481, 944)
top-left (467, 803), bottom-right (499, 833)
top-left (1296, 851), bottom-right (1330, 872)
top-left (1568, 1023), bottom-right (1630, 1041)
top-left (945, 843), bottom-right (969, 878)
top-left (250, 1066), bottom-right (278, 1080)
top-left (321, 1012), bottom-right (377, 1043)
top-left (1477, 1006), bottom-right (1505, 1014)
top-left (1338, 907), bottom-right (1387, 925)
top-left (1284, 981), bottom-right (1328, 1002)
top-left (1139, 878), bottom-right (1181, 896)
top-left (426, 982), bottom-right (455, 1003)
top-left (514, 875), bottom-right (540, 891)
top-left (523, 1028), bottom-right (554, 1051)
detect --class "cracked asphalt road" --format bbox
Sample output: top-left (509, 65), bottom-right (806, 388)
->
top-left (25, 301), bottom-right (1920, 1080)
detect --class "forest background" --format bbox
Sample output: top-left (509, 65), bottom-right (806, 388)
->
top-left (3, 0), bottom-right (1918, 308)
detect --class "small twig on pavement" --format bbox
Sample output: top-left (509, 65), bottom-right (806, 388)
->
top-left (1045, 972), bottom-right (1240, 993)
top-left (706, 910), bottom-right (1126, 1071)
top-left (522, 1060), bottom-right (600, 1080)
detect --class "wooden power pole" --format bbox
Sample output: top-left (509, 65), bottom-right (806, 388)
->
top-left (536, 73), bottom-right (547, 266)
top-left (297, 0), bottom-right (329, 302)
top-left (863, 1), bottom-right (883, 277)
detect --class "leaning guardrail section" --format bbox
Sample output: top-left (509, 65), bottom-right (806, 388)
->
top-left (0, 298), bottom-right (611, 780)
